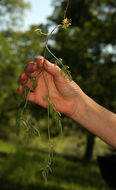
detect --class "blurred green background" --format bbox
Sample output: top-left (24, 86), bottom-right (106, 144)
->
top-left (0, 0), bottom-right (116, 189)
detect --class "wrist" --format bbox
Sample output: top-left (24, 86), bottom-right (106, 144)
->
top-left (67, 91), bottom-right (87, 121)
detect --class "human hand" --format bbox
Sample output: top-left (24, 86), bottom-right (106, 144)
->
top-left (18, 56), bottom-right (84, 117)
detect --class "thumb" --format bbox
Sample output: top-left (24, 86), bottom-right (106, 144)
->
top-left (44, 59), bottom-right (61, 79)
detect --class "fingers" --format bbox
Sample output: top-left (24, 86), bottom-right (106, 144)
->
top-left (18, 56), bottom-right (61, 97)
top-left (19, 72), bottom-right (28, 85)
top-left (19, 56), bottom-right (61, 86)
top-left (35, 56), bottom-right (61, 79)
top-left (25, 61), bottom-right (41, 78)
top-left (19, 57), bottom-right (43, 90)
top-left (18, 58), bottom-right (43, 97)
top-left (25, 61), bottom-right (38, 73)
top-left (34, 56), bottom-right (44, 69)
top-left (18, 71), bottom-right (33, 95)
top-left (25, 56), bottom-right (44, 74)
top-left (20, 56), bottom-right (61, 81)
top-left (17, 85), bottom-right (35, 103)
top-left (17, 81), bottom-right (33, 96)
top-left (19, 72), bottom-right (32, 87)
top-left (17, 85), bottom-right (23, 95)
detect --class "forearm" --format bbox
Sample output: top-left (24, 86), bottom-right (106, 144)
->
top-left (71, 93), bottom-right (116, 148)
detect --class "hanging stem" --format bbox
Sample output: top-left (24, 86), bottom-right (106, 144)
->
top-left (42, 24), bottom-right (63, 142)
top-left (23, 86), bottom-right (32, 111)
top-left (46, 46), bottom-right (63, 66)
top-left (43, 25), bottom-right (62, 62)
top-left (42, 71), bottom-right (50, 140)
top-left (64, 0), bottom-right (69, 19)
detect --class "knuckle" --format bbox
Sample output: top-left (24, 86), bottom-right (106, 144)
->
top-left (34, 56), bottom-right (44, 63)
top-left (19, 72), bottom-right (28, 84)
top-left (25, 62), bottom-right (34, 73)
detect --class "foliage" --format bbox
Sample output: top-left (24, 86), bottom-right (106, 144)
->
top-left (49, 0), bottom-right (116, 110)
top-left (0, 0), bottom-right (43, 141)
top-left (0, 140), bottom-right (111, 190)
top-left (0, 0), bottom-right (30, 30)
top-left (0, 27), bottom-right (43, 140)
top-left (16, 0), bottom-right (72, 181)
top-left (48, 0), bottom-right (116, 159)
top-left (0, 0), bottom-right (116, 186)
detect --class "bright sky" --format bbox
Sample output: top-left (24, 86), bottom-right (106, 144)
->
top-left (22, 0), bottom-right (53, 30)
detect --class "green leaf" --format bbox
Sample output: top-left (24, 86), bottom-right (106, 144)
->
top-left (61, 65), bottom-right (72, 81)
top-left (35, 28), bottom-right (47, 36)
top-left (44, 96), bottom-right (49, 102)
top-left (49, 103), bottom-right (62, 133)
top-left (54, 58), bottom-right (63, 66)
top-left (42, 171), bottom-right (47, 183)
top-left (23, 86), bottom-right (29, 98)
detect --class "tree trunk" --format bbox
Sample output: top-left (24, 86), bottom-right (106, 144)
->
top-left (83, 133), bottom-right (95, 163)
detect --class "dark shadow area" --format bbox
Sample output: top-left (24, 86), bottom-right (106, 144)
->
top-left (0, 178), bottom-right (66, 190)
top-left (98, 154), bottom-right (116, 189)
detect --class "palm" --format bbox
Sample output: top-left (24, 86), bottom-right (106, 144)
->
top-left (33, 70), bottom-right (75, 115)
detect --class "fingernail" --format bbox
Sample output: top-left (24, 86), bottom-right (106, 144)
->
top-left (35, 56), bottom-right (44, 64)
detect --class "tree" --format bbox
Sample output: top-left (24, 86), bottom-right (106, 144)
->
top-left (47, 0), bottom-right (116, 161)
top-left (0, 0), bottom-right (30, 30)
top-left (0, 1), bottom-right (44, 139)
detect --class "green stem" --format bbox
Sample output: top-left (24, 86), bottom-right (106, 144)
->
top-left (36, 70), bottom-right (43, 80)
top-left (43, 72), bottom-right (49, 98)
top-left (42, 25), bottom-right (63, 142)
top-left (43, 71), bottom-right (50, 141)
top-left (48, 103), bottom-right (50, 141)
top-left (46, 45), bottom-right (63, 66)
top-left (43, 25), bottom-right (62, 62)
top-left (23, 86), bottom-right (32, 111)
top-left (45, 25), bottom-right (61, 47)
top-left (64, 0), bottom-right (69, 19)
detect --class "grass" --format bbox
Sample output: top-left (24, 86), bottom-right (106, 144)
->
top-left (0, 140), bottom-right (16, 153)
top-left (0, 140), bottom-right (111, 190)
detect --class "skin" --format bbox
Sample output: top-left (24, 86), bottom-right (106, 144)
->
top-left (18, 56), bottom-right (116, 148)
